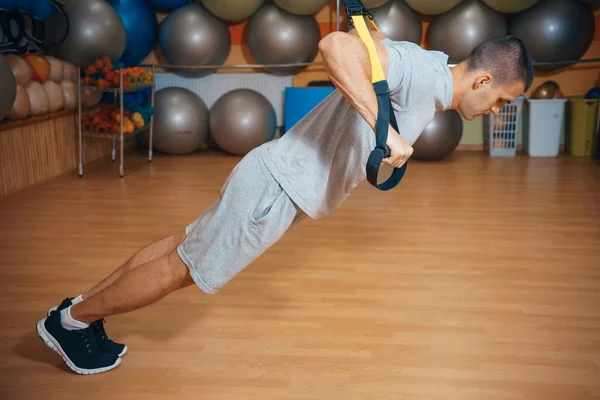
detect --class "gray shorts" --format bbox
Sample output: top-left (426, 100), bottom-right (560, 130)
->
top-left (177, 147), bottom-right (306, 294)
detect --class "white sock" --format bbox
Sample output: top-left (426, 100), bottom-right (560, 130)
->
top-left (60, 306), bottom-right (89, 330)
top-left (71, 294), bottom-right (84, 305)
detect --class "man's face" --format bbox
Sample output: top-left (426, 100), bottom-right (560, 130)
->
top-left (457, 74), bottom-right (525, 121)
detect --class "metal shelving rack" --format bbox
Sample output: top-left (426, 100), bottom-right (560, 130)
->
top-left (76, 65), bottom-right (156, 178)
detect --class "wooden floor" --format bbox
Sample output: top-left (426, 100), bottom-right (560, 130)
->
top-left (1, 150), bottom-right (599, 400)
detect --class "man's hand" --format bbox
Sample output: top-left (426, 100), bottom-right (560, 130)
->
top-left (383, 126), bottom-right (413, 168)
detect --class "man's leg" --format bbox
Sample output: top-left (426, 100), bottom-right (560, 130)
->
top-left (37, 147), bottom-right (303, 375)
top-left (44, 230), bottom-right (188, 359)
top-left (81, 230), bottom-right (187, 301)
top-left (36, 246), bottom-right (195, 375)
top-left (70, 248), bottom-right (194, 324)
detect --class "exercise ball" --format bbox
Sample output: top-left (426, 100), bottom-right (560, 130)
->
top-left (201, 0), bottom-right (264, 22)
top-left (273, 0), bottom-right (328, 15)
top-left (0, 55), bottom-right (17, 120)
top-left (509, 0), bottom-right (595, 72)
top-left (153, 87), bottom-right (209, 155)
top-left (159, 3), bottom-right (231, 77)
top-left (62, 61), bottom-right (78, 82)
top-left (427, 0), bottom-right (507, 64)
top-left (21, 53), bottom-right (50, 83)
top-left (43, 0), bottom-right (126, 67)
top-left (247, 4), bottom-right (320, 75)
top-left (43, 80), bottom-right (65, 112)
top-left (61, 81), bottom-right (78, 110)
top-left (369, 0), bottom-right (421, 43)
top-left (530, 84), bottom-right (555, 99)
top-left (148, 0), bottom-right (189, 10)
top-left (7, 86), bottom-right (30, 120)
top-left (81, 86), bottom-right (103, 107)
top-left (405, 0), bottom-right (461, 15)
top-left (543, 80), bottom-right (560, 91)
top-left (5, 54), bottom-right (32, 86)
top-left (412, 110), bottom-right (463, 161)
top-left (210, 89), bottom-right (276, 156)
top-left (106, 0), bottom-right (159, 65)
top-left (20, 0), bottom-right (56, 19)
top-left (45, 55), bottom-right (64, 82)
top-left (483, 0), bottom-right (539, 13)
top-left (363, 0), bottom-right (390, 8)
top-left (585, 87), bottom-right (600, 99)
top-left (25, 81), bottom-right (50, 116)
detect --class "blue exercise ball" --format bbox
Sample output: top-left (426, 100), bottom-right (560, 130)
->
top-left (19, 0), bottom-right (58, 20)
top-left (0, 1), bottom-right (18, 11)
top-left (147, 0), bottom-right (189, 10)
top-left (106, 0), bottom-right (159, 66)
top-left (585, 87), bottom-right (600, 99)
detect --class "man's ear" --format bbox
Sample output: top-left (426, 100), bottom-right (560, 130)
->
top-left (473, 73), bottom-right (492, 89)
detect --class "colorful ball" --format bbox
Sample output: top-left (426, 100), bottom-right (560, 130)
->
top-left (585, 87), bottom-right (600, 99)
top-left (43, 80), bottom-right (65, 112)
top-left (21, 53), bottom-right (51, 83)
top-left (25, 81), bottom-right (50, 116)
top-left (147, 0), bottom-right (190, 10)
top-left (5, 54), bottom-right (32, 86)
top-left (106, 0), bottom-right (159, 66)
top-left (7, 86), bottom-right (31, 120)
top-left (45, 55), bottom-right (64, 82)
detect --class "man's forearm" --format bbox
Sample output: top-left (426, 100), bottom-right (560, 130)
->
top-left (319, 31), bottom-right (389, 132)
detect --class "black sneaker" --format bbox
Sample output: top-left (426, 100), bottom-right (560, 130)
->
top-left (36, 310), bottom-right (121, 374)
top-left (90, 319), bottom-right (128, 357)
top-left (48, 297), bottom-right (128, 357)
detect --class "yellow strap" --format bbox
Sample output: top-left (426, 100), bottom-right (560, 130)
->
top-left (350, 15), bottom-right (385, 84)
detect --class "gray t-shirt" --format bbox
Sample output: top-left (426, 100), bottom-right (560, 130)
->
top-left (260, 39), bottom-right (454, 219)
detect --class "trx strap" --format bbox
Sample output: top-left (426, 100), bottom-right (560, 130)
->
top-left (343, 0), bottom-right (407, 191)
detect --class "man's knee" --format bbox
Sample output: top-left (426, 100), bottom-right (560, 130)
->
top-left (169, 230), bottom-right (187, 248)
top-left (164, 249), bottom-right (194, 289)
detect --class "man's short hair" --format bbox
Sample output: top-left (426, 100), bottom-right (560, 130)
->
top-left (465, 36), bottom-right (534, 91)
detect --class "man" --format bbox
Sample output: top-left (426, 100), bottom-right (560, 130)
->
top-left (36, 29), bottom-right (534, 374)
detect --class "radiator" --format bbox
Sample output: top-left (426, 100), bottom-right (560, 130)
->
top-left (154, 72), bottom-right (294, 127)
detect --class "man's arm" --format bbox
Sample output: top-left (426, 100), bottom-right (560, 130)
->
top-left (318, 29), bottom-right (389, 132)
top-left (318, 29), bottom-right (414, 169)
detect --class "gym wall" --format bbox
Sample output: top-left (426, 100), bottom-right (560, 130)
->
top-left (140, 2), bottom-right (600, 149)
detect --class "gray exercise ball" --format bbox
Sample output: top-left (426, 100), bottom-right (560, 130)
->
top-left (412, 110), bottom-right (463, 161)
top-left (405, 0), bottom-right (461, 15)
top-left (43, 0), bottom-right (126, 67)
top-left (367, 0), bottom-right (422, 43)
top-left (153, 87), bottom-right (209, 155)
top-left (159, 3), bottom-right (231, 77)
top-left (273, 0), bottom-right (328, 15)
top-left (246, 4), bottom-right (320, 75)
top-left (210, 89), bottom-right (276, 156)
top-left (427, 0), bottom-right (507, 64)
top-left (482, 0), bottom-right (539, 13)
top-left (200, 0), bottom-right (264, 22)
top-left (0, 55), bottom-right (17, 121)
top-left (363, 0), bottom-right (391, 8)
top-left (509, 0), bottom-right (595, 72)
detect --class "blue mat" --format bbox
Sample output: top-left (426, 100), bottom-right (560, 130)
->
top-left (284, 87), bottom-right (335, 133)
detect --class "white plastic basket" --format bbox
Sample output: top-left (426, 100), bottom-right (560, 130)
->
top-left (483, 96), bottom-right (525, 156)
top-left (523, 98), bottom-right (568, 157)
